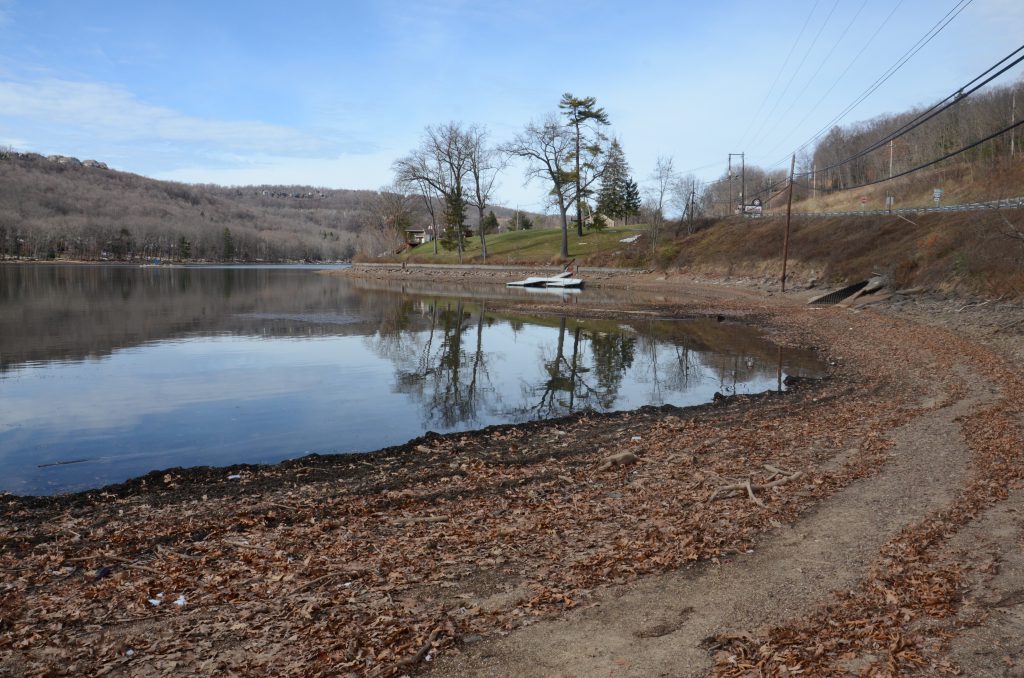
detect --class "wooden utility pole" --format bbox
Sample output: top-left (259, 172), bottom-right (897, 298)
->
top-left (688, 184), bottom-right (696, 232)
top-left (727, 154), bottom-right (733, 217)
top-left (781, 153), bottom-right (796, 293)
top-left (740, 152), bottom-right (745, 213)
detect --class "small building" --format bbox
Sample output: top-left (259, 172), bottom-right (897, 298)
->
top-left (405, 228), bottom-right (433, 245)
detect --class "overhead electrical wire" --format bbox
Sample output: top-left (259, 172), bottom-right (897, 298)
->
top-left (757, 0), bottom-right (906, 167)
top-left (765, 0), bottom-right (973, 171)
top-left (755, 0), bottom-right (870, 159)
top-left (744, 0), bottom-right (841, 150)
top-left (735, 0), bottom-right (822, 150)
top-left (802, 43), bottom-right (1024, 178)
top-left (808, 116), bottom-right (1024, 195)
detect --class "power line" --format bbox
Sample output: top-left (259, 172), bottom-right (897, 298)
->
top-left (810, 115), bottom-right (1024, 195)
top-left (758, 0), bottom-right (905, 167)
top-left (768, 0), bottom-right (972, 171)
top-left (755, 0), bottom-right (869, 158)
top-left (735, 0), bottom-right (822, 150)
top-left (802, 43), bottom-right (1024, 178)
top-left (745, 0), bottom-right (841, 150)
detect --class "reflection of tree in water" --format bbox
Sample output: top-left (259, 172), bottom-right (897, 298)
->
top-left (375, 300), bottom-right (495, 429)
top-left (367, 303), bottom-right (816, 430)
top-left (525, 316), bottom-right (636, 418)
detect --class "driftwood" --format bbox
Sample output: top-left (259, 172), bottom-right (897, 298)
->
top-left (710, 466), bottom-right (805, 504)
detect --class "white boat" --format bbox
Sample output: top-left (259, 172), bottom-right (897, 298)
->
top-left (506, 271), bottom-right (583, 288)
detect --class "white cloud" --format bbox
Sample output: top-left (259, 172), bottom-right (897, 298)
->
top-left (0, 78), bottom-right (350, 156)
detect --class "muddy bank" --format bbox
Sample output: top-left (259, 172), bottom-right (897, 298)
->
top-left (2, 277), bottom-right (1023, 677)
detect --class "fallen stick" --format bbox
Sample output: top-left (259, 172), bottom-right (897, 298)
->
top-left (764, 463), bottom-right (794, 477)
top-left (108, 556), bottom-right (163, 576)
top-left (291, 572), bottom-right (344, 595)
top-left (394, 626), bottom-right (443, 669)
top-left (710, 471), bottom-right (805, 503)
top-left (156, 545), bottom-right (202, 561)
top-left (745, 479), bottom-right (765, 507)
top-left (391, 515), bottom-right (449, 526)
top-left (994, 317), bottom-right (1024, 333)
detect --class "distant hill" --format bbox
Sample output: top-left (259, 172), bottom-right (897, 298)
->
top-left (0, 151), bottom-right (542, 262)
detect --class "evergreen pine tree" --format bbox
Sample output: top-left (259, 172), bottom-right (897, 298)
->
top-left (623, 179), bottom-right (641, 225)
top-left (222, 228), bottom-right (235, 261)
top-left (481, 210), bottom-right (500, 234)
top-left (596, 139), bottom-right (631, 224)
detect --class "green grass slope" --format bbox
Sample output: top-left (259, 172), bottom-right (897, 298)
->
top-left (400, 224), bottom-right (649, 265)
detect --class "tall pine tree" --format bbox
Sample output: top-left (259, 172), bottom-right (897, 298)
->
top-left (596, 138), bottom-right (630, 224)
top-left (623, 179), bottom-right (641, 226)
top-left (559, 93), bottom-right (609, 237)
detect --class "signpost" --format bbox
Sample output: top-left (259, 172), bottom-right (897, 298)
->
top-left (933, 188), bottom-right (944, 206)
top-left (743, 197), bottom-right (763, 216)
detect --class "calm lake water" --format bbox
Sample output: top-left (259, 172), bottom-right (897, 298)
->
top-left (0, 264), bottom-right (825, 495)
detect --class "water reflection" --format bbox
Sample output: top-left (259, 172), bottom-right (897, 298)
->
top-left (362, 296), bottom-right (822, 430)
top-left (0, 264), bottom-right (824, 494)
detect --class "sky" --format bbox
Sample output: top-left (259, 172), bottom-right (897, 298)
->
top-left (1, 0), bottom-right (1023, 212)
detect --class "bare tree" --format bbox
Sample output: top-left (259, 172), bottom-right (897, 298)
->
top-left (393, 123), bottom-right (472, 262)
top-left (647, 156), bottom-right (676, 248)
top-left (464, 125), bottom-right (506, 261)
top-left (670, 173), bottom-right (701, 234)
top-left (395, 152), bottom-right (443, 255)
top-left (369, 184), bottom-right (412, 254)
top-left (502, 115), bottom-right (577, 258)
top-left (649, 156), bottom-right (676, 217)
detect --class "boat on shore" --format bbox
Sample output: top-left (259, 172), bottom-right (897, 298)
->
top-left (506, 271), bottom-right (584, 289)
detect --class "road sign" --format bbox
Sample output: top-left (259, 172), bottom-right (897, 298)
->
top-left (860, 196), bottom-right (867, 205)
top-left (933, 187), bottom-right (944, 205)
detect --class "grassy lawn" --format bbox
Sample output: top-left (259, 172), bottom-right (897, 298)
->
top-left (402, 224), bottom-right (649, 265)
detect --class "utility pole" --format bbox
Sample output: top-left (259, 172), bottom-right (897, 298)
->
top-left (889, 139), bottom-right (895, 178)
top-left (741, 152), bottom-right (745, 213)
top-left (812, 164), bottom-right (816, 200)
top-left (688, 184), bottom-right (696, 233)
top-left (728, 153), bottom-right (744, 215)
top-left (727, 154), bottom-right (733, 217)
top-left (515, 205), bottom-right (520, 231)
top-left (781, 153), bottom-right (796, 293)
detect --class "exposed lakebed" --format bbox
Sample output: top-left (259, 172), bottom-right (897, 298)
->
top-left (0, 264), bottom-right (824, 494)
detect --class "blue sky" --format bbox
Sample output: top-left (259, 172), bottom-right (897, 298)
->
top-left (1, 0), bottom-right (1022, 211)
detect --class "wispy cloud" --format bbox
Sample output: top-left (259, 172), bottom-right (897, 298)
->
top-left (0, 77), bottom-right (362, 157)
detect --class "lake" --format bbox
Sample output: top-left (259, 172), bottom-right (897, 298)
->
top-left (0, 264), bottom-right (825, 495)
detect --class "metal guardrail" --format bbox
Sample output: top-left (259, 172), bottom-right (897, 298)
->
top-left (758, 195), bottom-right (1024, 219)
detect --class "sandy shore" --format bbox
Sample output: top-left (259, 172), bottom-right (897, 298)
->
top-left (2, 271), bottom-right (1022, 677)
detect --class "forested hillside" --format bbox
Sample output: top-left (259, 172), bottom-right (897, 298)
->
top-left (0, 152), bottom-right (377, 261)
top-left (699, 78), bottom-right (1024, 215)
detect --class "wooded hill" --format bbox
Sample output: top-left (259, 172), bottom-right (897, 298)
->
top-left (0, 152), bottom-right (534, 262)
top-left (701, 78), bottom-right (1024, 215)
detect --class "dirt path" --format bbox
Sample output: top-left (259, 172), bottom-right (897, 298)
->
top-left (431, 365), bottom-right (995, 677)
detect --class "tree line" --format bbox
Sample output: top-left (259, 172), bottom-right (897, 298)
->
top-left (809, 78), bottom-right (1024, 192)
top-left (389, 93), bottom-right (649, 260)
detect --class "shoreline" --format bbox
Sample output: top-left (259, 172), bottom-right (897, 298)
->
top-left (3, 273), bottom-right (1023, 676)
